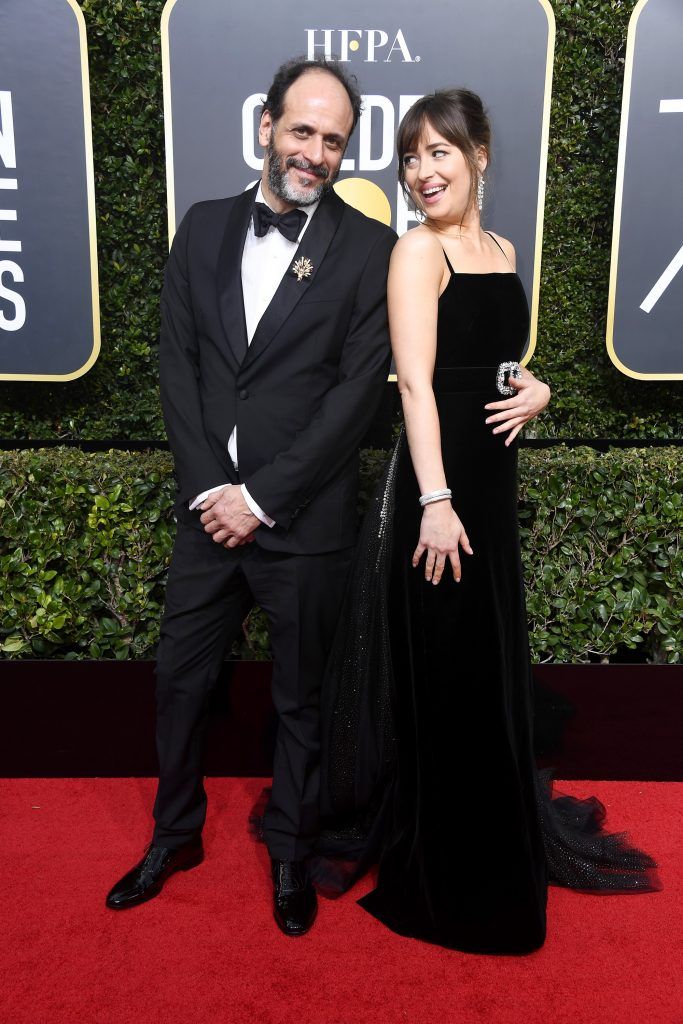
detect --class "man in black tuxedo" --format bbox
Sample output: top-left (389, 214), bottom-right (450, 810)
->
top-left (106, 57), bottom-right (396, 933)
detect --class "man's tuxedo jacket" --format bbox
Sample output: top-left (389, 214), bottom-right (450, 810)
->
top-left (159, 183), bottom-right (397, 554)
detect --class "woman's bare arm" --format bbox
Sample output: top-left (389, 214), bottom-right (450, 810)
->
top-left (389, 230), bottom-right (473, 584)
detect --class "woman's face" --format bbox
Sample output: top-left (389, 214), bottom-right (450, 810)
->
top-left (401, 119), bottom-right (485, 222)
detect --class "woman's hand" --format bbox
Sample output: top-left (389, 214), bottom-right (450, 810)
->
top-left (484, 368), bottom-right (551, 446)
top-left (413, 502), bottom-right (473, 584)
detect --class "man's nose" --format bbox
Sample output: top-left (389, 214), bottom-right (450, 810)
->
top-left (303, 134), bottom-right (324, 166)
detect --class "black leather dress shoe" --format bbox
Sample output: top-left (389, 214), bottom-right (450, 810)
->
top-left (106, 839), bottom-right (204, 910)
top-left (271, 858), bottom-right (317, 936)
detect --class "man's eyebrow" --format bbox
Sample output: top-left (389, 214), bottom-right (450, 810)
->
top-left (290, 122), bottom-right (346, 145)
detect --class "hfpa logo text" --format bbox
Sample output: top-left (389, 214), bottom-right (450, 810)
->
top-left (306, 29), bottom-right (420, 63)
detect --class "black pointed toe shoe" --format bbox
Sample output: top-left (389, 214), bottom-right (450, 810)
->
top-left (271, 858), bottom-right (318, 936)
top-left (106, 839), bottom-right (204, 910)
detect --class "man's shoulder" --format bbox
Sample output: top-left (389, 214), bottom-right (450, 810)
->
top-left (184, 193), bottom-right (242, 224)
top-left (337, 198), bottom-right (397, 247)
top-left (173, 189), bottom-right (254, 247)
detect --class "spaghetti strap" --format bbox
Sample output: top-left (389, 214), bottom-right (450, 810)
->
top-left (485, 231), bottom-right (514, 270)
top-left (441, 248), bottom-right (456, 276)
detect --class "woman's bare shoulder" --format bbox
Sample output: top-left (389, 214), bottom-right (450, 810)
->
top-left (485, 230), bottom-right (516, 268)
top-left (391, 225), bottom-right (444, 267)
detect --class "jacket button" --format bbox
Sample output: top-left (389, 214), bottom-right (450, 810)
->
top-left (239, 389), bottom-right (248, 400)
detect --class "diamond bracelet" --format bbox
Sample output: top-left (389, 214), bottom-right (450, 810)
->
top-left (419, 488), bottom-right (452, 507)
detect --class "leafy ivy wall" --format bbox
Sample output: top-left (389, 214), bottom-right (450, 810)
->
top-left (0, 0), bottom-right (680, 439)
top-left (1, 446), bottom-right (680, 661)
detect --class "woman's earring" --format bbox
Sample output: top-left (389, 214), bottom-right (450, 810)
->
top-left (477, 175), bottom-right (485, 212)
top-left (415, 206), bottom-right (426, 224)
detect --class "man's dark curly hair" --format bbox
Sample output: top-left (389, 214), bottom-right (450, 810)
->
top-left (262, 56), bottom-right (363, 135)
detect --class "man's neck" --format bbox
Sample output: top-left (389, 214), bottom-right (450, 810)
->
top-left (260, 178), bottom-right (298, 215)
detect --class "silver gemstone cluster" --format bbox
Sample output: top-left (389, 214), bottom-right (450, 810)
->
top-left (496, 360), bottom-right (522, 396)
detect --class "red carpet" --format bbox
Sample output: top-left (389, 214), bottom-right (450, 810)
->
top-left (0, 779), bottom-right (680, 1024)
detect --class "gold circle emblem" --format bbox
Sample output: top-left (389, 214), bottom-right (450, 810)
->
top-left (333, 177), bottom-right (392, 226)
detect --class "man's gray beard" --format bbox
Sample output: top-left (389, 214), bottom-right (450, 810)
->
top-left (266, 134), bottom-right (335, 207)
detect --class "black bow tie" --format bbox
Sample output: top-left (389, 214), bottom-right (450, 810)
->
top-left (252, 202), bottom-right (307, 243)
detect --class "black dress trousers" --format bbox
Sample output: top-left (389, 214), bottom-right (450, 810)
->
top-left (152, 508), bottom-right (352, 860)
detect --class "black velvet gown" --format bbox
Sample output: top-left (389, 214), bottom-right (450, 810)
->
top-left (358, 264), bottom-right (547, 954)
top-left (316, 254), bottom-right (658, 956)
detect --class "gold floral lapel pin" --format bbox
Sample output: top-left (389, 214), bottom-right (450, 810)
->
top-left (292, 256), bottom-right (313, 282)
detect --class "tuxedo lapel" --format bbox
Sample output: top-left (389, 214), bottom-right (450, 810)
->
top-left (216, 184), bottom-right (257, 368)
top-left (241, 189), bottom-right (345, 372)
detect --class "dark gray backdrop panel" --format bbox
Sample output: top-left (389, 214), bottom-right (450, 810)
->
top-left (608, 0), bottom-right (683, 378)
top-left (0, 0), bottom-right (98, 379)
top-left (164, 0), bottom-right (554, 359)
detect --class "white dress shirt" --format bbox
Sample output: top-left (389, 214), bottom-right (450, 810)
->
top-left (190, 184), bottom-right (319, 526)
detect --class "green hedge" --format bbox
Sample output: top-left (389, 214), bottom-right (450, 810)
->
top-left (1, 447), bottom-right (680, 663)
top-left (518, 445), bottom-right (681, 662)
top-left (0, 0), bottom-right (680, 439)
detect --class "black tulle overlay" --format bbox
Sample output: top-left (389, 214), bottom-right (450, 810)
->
top-left (536, 770), bottom-right (658, 893)
top-left (319, 438), bottom-right (402, 818)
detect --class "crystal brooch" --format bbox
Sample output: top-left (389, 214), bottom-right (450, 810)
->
top-left (496, 360), bottom-right (522, 396)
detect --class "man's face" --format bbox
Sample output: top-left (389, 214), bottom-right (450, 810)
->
top-left (259, 70), bottom-right (354, 209)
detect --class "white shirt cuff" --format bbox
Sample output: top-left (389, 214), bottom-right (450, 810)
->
top-left (241, 484), bottom-right (275, 527)
top-left (189, 484), bottom-right (229, 510)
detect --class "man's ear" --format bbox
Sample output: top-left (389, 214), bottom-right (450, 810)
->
top-left (259, 109), bottom-right (273, 149)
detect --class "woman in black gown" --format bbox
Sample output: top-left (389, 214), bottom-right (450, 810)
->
top-left (318, 89), bottom-right (658, 955)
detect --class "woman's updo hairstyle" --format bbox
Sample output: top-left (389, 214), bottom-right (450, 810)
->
top-left (397, 88), bottom-right (491, 217)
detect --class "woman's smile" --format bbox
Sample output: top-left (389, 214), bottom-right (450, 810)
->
top-left (421, 182), bottom-right (448, 205)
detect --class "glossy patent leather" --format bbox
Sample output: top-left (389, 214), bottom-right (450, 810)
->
top-left (106, 839), bottom-right (204, 909)
top-left (271, 859), bottom-right (318, 936)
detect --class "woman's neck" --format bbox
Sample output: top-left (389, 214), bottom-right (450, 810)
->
top-left (427, 211), bottom-right (484, 246)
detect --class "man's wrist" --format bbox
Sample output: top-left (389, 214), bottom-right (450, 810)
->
top-left (241, 484), bottom-right (275, 528)
top-left (189, 483), bottom-right (230, 510)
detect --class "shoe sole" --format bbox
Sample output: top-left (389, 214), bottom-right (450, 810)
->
top-left (105, 850), bottom-right (204, 910)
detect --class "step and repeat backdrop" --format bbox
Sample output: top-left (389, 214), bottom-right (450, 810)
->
top-left (0, 0), bottom-right (680, 380)
top-left (0, 0), bottom-right (99, 382)
top-left (161, 0), bottom-right (554, 362)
